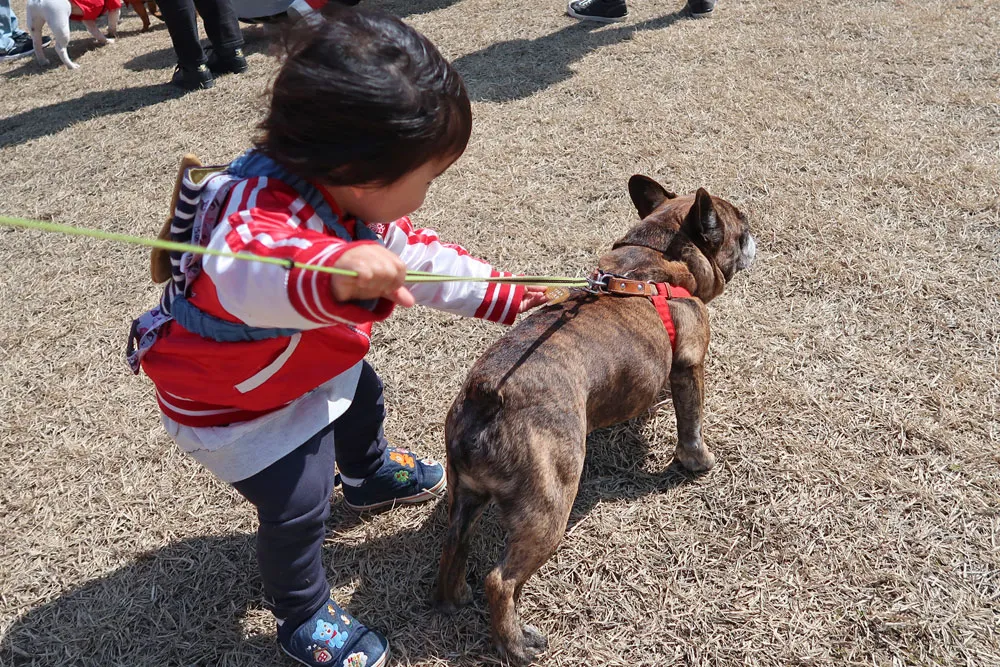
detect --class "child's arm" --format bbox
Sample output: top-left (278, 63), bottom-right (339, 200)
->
top-left (198, 179), bottom-right (408, 329)
top-left (378, 217), bottom-right (538, 324)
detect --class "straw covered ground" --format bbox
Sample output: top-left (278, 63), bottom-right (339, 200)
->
top-left (1, 0), bottom-right (998, 665)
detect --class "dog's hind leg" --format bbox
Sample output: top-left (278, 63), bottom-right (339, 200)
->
top-left (25, 4), bottom-right (50, 66)
top-left (434, 476), bottom-right (489, 613)
top-left (41, 1), bottom-right (77, 69)
top-left (485, 460), bottom-right (581, 665)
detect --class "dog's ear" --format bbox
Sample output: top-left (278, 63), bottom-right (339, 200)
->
top-left (684, 188), bottom-right (723, 249)
top-left (628, 175), bottom-right (677, 219)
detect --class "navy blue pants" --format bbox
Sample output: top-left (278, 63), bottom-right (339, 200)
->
top-left (232, 362), bottom-right (388, 626)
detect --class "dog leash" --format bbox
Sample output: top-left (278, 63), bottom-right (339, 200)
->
top-left (0, 215), bottom-right (590, 288)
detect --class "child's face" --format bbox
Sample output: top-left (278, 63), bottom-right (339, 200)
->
top-left (330, 156), bottom-right (458, 224)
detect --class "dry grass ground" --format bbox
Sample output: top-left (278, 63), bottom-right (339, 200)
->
top-left (1, 0), bottom-right (998, 665)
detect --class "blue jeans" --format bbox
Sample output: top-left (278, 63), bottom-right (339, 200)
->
top-left (0, 0), bottom-right (28, 51)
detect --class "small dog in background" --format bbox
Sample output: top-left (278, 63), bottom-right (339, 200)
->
top-left (26, 0), bottom-right (127, 69)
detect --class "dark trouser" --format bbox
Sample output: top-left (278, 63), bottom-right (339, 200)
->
top-left (155, 0), bottom-right (243, 68)
top-left (232, 362), bottom-right (389, 626)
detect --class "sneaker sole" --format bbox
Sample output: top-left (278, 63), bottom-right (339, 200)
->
top-left (280, 642), bottom-right (390, 667)
top-left (687, 8), bottom-right (714, 17)
top-left (344, 476), bottom-right (448, 513)
top-left (0, 49), bottom-right (35, 63)
top-left (566, 6), bottom-right (627, 22)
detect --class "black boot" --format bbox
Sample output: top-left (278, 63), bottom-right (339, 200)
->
top-left (206, 47), bottom-right (248, 75)
top-left (685, 0), bottom-right (716, 17)
top-left (171, 63), bottom-right (215, 90)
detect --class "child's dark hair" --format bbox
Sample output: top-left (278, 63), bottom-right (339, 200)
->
top-left (256, 7), bottom-right (472, 187)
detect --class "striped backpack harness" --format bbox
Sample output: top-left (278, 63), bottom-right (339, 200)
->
top-left (126, 150), bottom-right (378, 373)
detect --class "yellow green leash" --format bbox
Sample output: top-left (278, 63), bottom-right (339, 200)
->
top-left (0, 215), bottom-right (590, 288)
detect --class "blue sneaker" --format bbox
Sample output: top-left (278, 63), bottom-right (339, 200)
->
top-left (341, 447), bottom-right (446, 512)
top-left (278, 597), bottom-right (389, 667)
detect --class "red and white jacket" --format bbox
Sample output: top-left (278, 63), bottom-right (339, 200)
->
top-left (141, 176), bottom-right (524, 428)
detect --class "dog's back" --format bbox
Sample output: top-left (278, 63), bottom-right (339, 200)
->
top-left (26, 0), bottom-right (73, 49)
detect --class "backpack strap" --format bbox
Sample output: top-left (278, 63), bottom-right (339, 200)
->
top-left (170, 295), bottom-right (302, 342)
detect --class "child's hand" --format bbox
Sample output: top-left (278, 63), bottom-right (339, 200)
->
top-left (519, 286), bottom-right (550, 313)
top-left (331, 245), bottom-right (415, 307)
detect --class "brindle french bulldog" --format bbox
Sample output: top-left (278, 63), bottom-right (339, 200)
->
top-left (434, 175), bottom-right (756, 664)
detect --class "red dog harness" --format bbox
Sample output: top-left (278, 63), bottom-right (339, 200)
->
top-left (648, 282), bottom-right (692, 350)
top-left (545, 274), bottom-right (693, 350)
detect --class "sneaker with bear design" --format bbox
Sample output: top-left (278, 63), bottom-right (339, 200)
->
top-left (278, 596), bottom-right (389, 667)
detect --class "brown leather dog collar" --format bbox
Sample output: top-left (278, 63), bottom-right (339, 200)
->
top-left (601, 276), bottom-right (691, 300)
top-left (544, 272), bottom-right (693, 302)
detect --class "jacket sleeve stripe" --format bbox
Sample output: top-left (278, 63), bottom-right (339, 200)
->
top-left (293, 243), bottom-right (341, 323)
top-left (474, 271), bottom-right (500, 318)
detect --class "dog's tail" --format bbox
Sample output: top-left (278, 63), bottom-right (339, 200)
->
top-left (445, 380), bottom-right (503, 461)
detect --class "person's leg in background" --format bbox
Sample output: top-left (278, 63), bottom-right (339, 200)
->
top-left (155, 0), bottom-right (245, 90)
top-left (192, 0), bottom-right (246, 75)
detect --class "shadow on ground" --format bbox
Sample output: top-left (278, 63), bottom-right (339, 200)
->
top-left (0, 83), bottom-right (186, 149)
top-left (0, 27), bottom-right (277, 150)
top-left (1, 39), bottom-right (118, 81)
top-left (121, 24), bottom-right (273, 72)
top-left (453, 11), bottom-right (686, 102)
top-left (374, 0), bottom-right (462, 18)
top-left (0, 420), bottom-right (692, 665)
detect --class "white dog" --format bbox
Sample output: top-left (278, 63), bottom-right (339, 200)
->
top-left (25, 0), bottom-right (120, 69)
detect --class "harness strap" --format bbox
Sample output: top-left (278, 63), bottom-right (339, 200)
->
top-left (171, 295), bottom-right (302, 343)
top-left (649, 282), bottom-right (691, 351)
top-left (226, 150), bottom-right (380, 244)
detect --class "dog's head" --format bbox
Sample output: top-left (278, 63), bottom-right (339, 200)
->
top-left (598, 175), bottom-right (755, 303)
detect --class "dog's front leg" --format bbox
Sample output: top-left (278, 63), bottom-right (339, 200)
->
top-left (130, 0), bottom-right (150, 30)
top-left (106, 8), bottom-right (120, 38)
top-left (669, 362), bottom-right (716, 473)
top-left (82, 19), bottom-right (111, 44)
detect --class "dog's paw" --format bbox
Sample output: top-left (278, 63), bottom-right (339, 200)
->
top-left (433, 582), bottom-right (472, 613)
top-left (497, 629), bottom-right (547, 666)
top-left (674, 447), bottom-right (716, 473)
top-left (522, 625), bottom-right (548, 652)
top-left (66, 62), bottom-right (80, 70)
